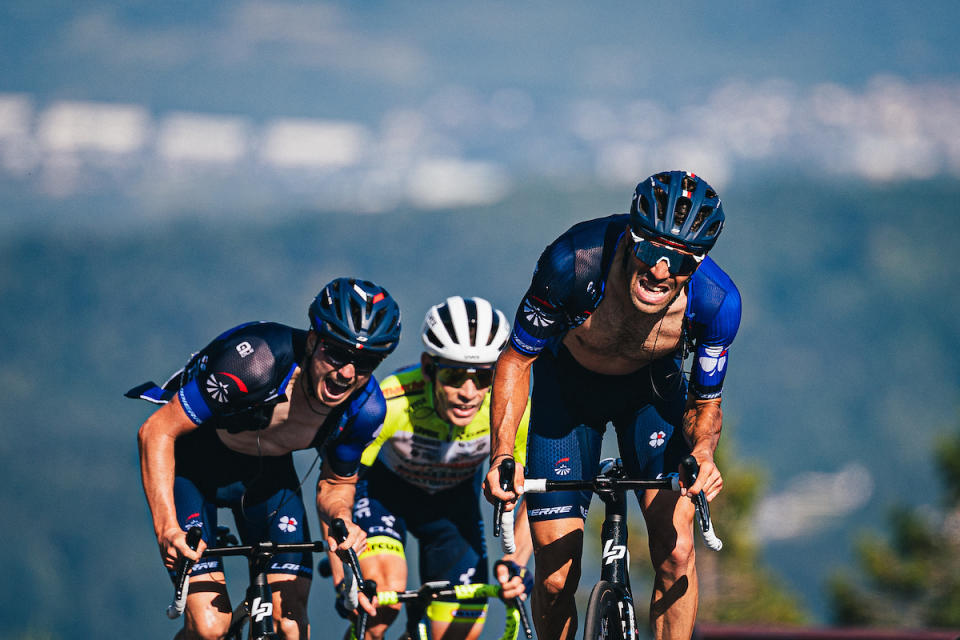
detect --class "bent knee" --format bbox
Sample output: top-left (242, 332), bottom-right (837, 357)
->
top-left (276, 613), bottom-right (307, 639)
top-left (538, 563), bottom-right (580, 598)
top-left (185, 617), bottom-right (231, 640)
top-left (652, 534), bottom-right (695, 576)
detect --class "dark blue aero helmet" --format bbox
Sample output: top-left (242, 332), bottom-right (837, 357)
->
top-left (630, 171), bottom-right (725, 253)
top-left (309, 278), bottom-right (401, 354)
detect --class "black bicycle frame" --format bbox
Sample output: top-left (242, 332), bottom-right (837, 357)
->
top-left (597, 486), bottom-right (631, 589)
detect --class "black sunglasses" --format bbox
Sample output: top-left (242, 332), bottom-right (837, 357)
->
top-left (318, 339), bottom-right (384, 375)
top-left (433, 363), bottom-right (495, 389)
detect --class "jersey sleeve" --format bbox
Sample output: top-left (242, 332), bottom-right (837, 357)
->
top-left (510, 236), bottom-right (577, 356)
top-left (324, 379), bottom-right (387, 476)
top-left (177, 328), bottom-right (284, 425)
top-left (688, 263), bottom-right (742, 400)
top-left (359, 374), bottom-right (404, 467)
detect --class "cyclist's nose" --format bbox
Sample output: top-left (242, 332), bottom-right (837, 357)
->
top-left (336, 362), bottom-right (356, 378)
top-left (457, 378), bottom-right (479, 397)
top-left (647, 259), bottom-right (672, 280)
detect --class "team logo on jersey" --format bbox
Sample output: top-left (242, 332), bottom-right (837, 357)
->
top-left (205, 372), bottom-right (248, 403)
top-left (206, 374), bottom-right (230, 402)
top-left (523, 300), bottom-right (554, 328)
top-left (649, 431), bottom-right (666, 448)
top-left (554, 457), bottom-right (572, 476)
top-left (698, 346), bottom-right (728, 377)
top-left (278, 516), bottom-right (298, 533)
top-left (235, 341), bottom-right (254, 358)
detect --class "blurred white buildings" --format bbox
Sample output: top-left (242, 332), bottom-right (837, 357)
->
top-left (1, 75), bottom-right (959, 217)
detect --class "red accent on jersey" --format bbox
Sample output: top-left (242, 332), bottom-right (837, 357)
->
top-left (217, 372), bottom-right (249, 393)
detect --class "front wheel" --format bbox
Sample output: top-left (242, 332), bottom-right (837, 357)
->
top-left (582, 580), bottom-right (633, 640)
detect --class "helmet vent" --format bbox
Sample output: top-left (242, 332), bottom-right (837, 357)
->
top-left (691, 206), bottom-right (713, 233)
top-left (674, 198), bottom-right (691, 228)
top-left (436, 304), bottom-right (457, 343)
top-left (463, 298), bottom-right (479, 346)
top-left (425, 328), bottom-right (444, 349)
top-left (349, 301), bottom-right (363, 333)
top-left (372, 307), bottom-right (387, 332)
top-left (705, 221), bottom-right (722, 237)
top-left (487, 312), bottom-right (502, 346)
top-left (653, 186), bottom-right (668, 223)
top-left (638, 194), bottom-right (651, 216)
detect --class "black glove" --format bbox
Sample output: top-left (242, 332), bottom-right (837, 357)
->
top-left (494, 559), bottom-right (533, 596)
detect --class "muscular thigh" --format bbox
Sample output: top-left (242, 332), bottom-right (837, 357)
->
top-left (526, 348), bottom-right (606, 523)
top-left (230, 483), bottom-right (314, 579)
top-left (267, 573), bottom-right (311, 619)
top-left (354, 468), bottom-right (410, 591)
top-left (410, 473), bottom-right (488, 587)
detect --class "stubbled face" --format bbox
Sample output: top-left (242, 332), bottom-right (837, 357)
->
top-left (305, 334), bottom-right (374, 407)
top-left (422, 354), bottom-right (491, 428)
top-left (624, 238), bottom-right (698, 314)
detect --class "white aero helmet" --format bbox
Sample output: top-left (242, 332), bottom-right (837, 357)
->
top-left (421, 296), bottom-right (509, 365)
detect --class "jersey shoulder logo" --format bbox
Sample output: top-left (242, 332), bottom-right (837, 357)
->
top-left (205, 372), bottom-right (248, 403)
top-left (523, 299), bottom-right (554, 328)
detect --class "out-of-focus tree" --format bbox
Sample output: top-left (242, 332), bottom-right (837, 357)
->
top-left (828, 420), bottom-right (960, 627)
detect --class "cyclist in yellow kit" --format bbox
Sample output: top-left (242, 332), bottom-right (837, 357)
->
top-left (342, 296), bottom-right (532, 640)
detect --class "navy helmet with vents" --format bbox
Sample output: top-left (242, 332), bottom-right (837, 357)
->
top-left (308, 278), bottom-right (401, 354)
top-left (630, 171), bottom-right (725, 253)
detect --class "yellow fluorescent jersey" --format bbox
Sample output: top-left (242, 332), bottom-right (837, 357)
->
top-left (361, 365), bottom-right (530, 494)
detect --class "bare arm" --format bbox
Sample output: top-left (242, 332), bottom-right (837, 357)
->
top-left (681, 396), bottom-right (723, 501)
top-left (137, 396), bottom-right (203, 568)
top-left (484, 346), bottom-right (536, 507)
top-left (316, 461), bottom-right (376, 615)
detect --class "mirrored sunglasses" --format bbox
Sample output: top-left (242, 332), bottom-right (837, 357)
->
top-left (434, 364), bottom-right (495, 389)
top-left (629, 229), bottom-right (704, 276)
top-left (320, 339), bottom-right (384, 375)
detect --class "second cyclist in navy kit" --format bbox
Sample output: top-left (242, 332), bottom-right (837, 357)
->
top-left (484, 171), bottom-right (742, 640)
top-left (131, 277), bottom-right (401, 640)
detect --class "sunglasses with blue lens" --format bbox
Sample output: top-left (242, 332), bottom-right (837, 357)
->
top-left (432, 363), bottom-right (495, 389)
top-left (629, 229), bottom-right (704, 276)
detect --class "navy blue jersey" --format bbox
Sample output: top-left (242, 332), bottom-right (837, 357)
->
top-left (510, 215), bottom-right (741, 399)
top-left (126, 321), bottom-right (386, 476)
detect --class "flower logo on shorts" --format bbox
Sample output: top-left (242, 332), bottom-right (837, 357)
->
top-left (649, 431), bottom-right (666, 448)
top-left (278, 516), bottom-right (298, 533)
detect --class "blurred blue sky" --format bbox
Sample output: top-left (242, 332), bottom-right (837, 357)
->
top-left (1, 1), bottom-right (959, 229)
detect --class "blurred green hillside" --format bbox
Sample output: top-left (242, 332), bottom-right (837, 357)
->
top-left (1, 178), bottom-right (958, 638)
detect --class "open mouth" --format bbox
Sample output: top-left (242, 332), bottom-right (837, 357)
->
top-left (322, 376), bottom-right (353, 400)
top-left (636, 278), bottom-right (671, 305)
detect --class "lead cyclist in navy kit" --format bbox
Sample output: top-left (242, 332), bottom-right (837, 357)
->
top-left (131, 278), bottom-right (401, 640)
top-left (483, 171), bottom-right (742, 640)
